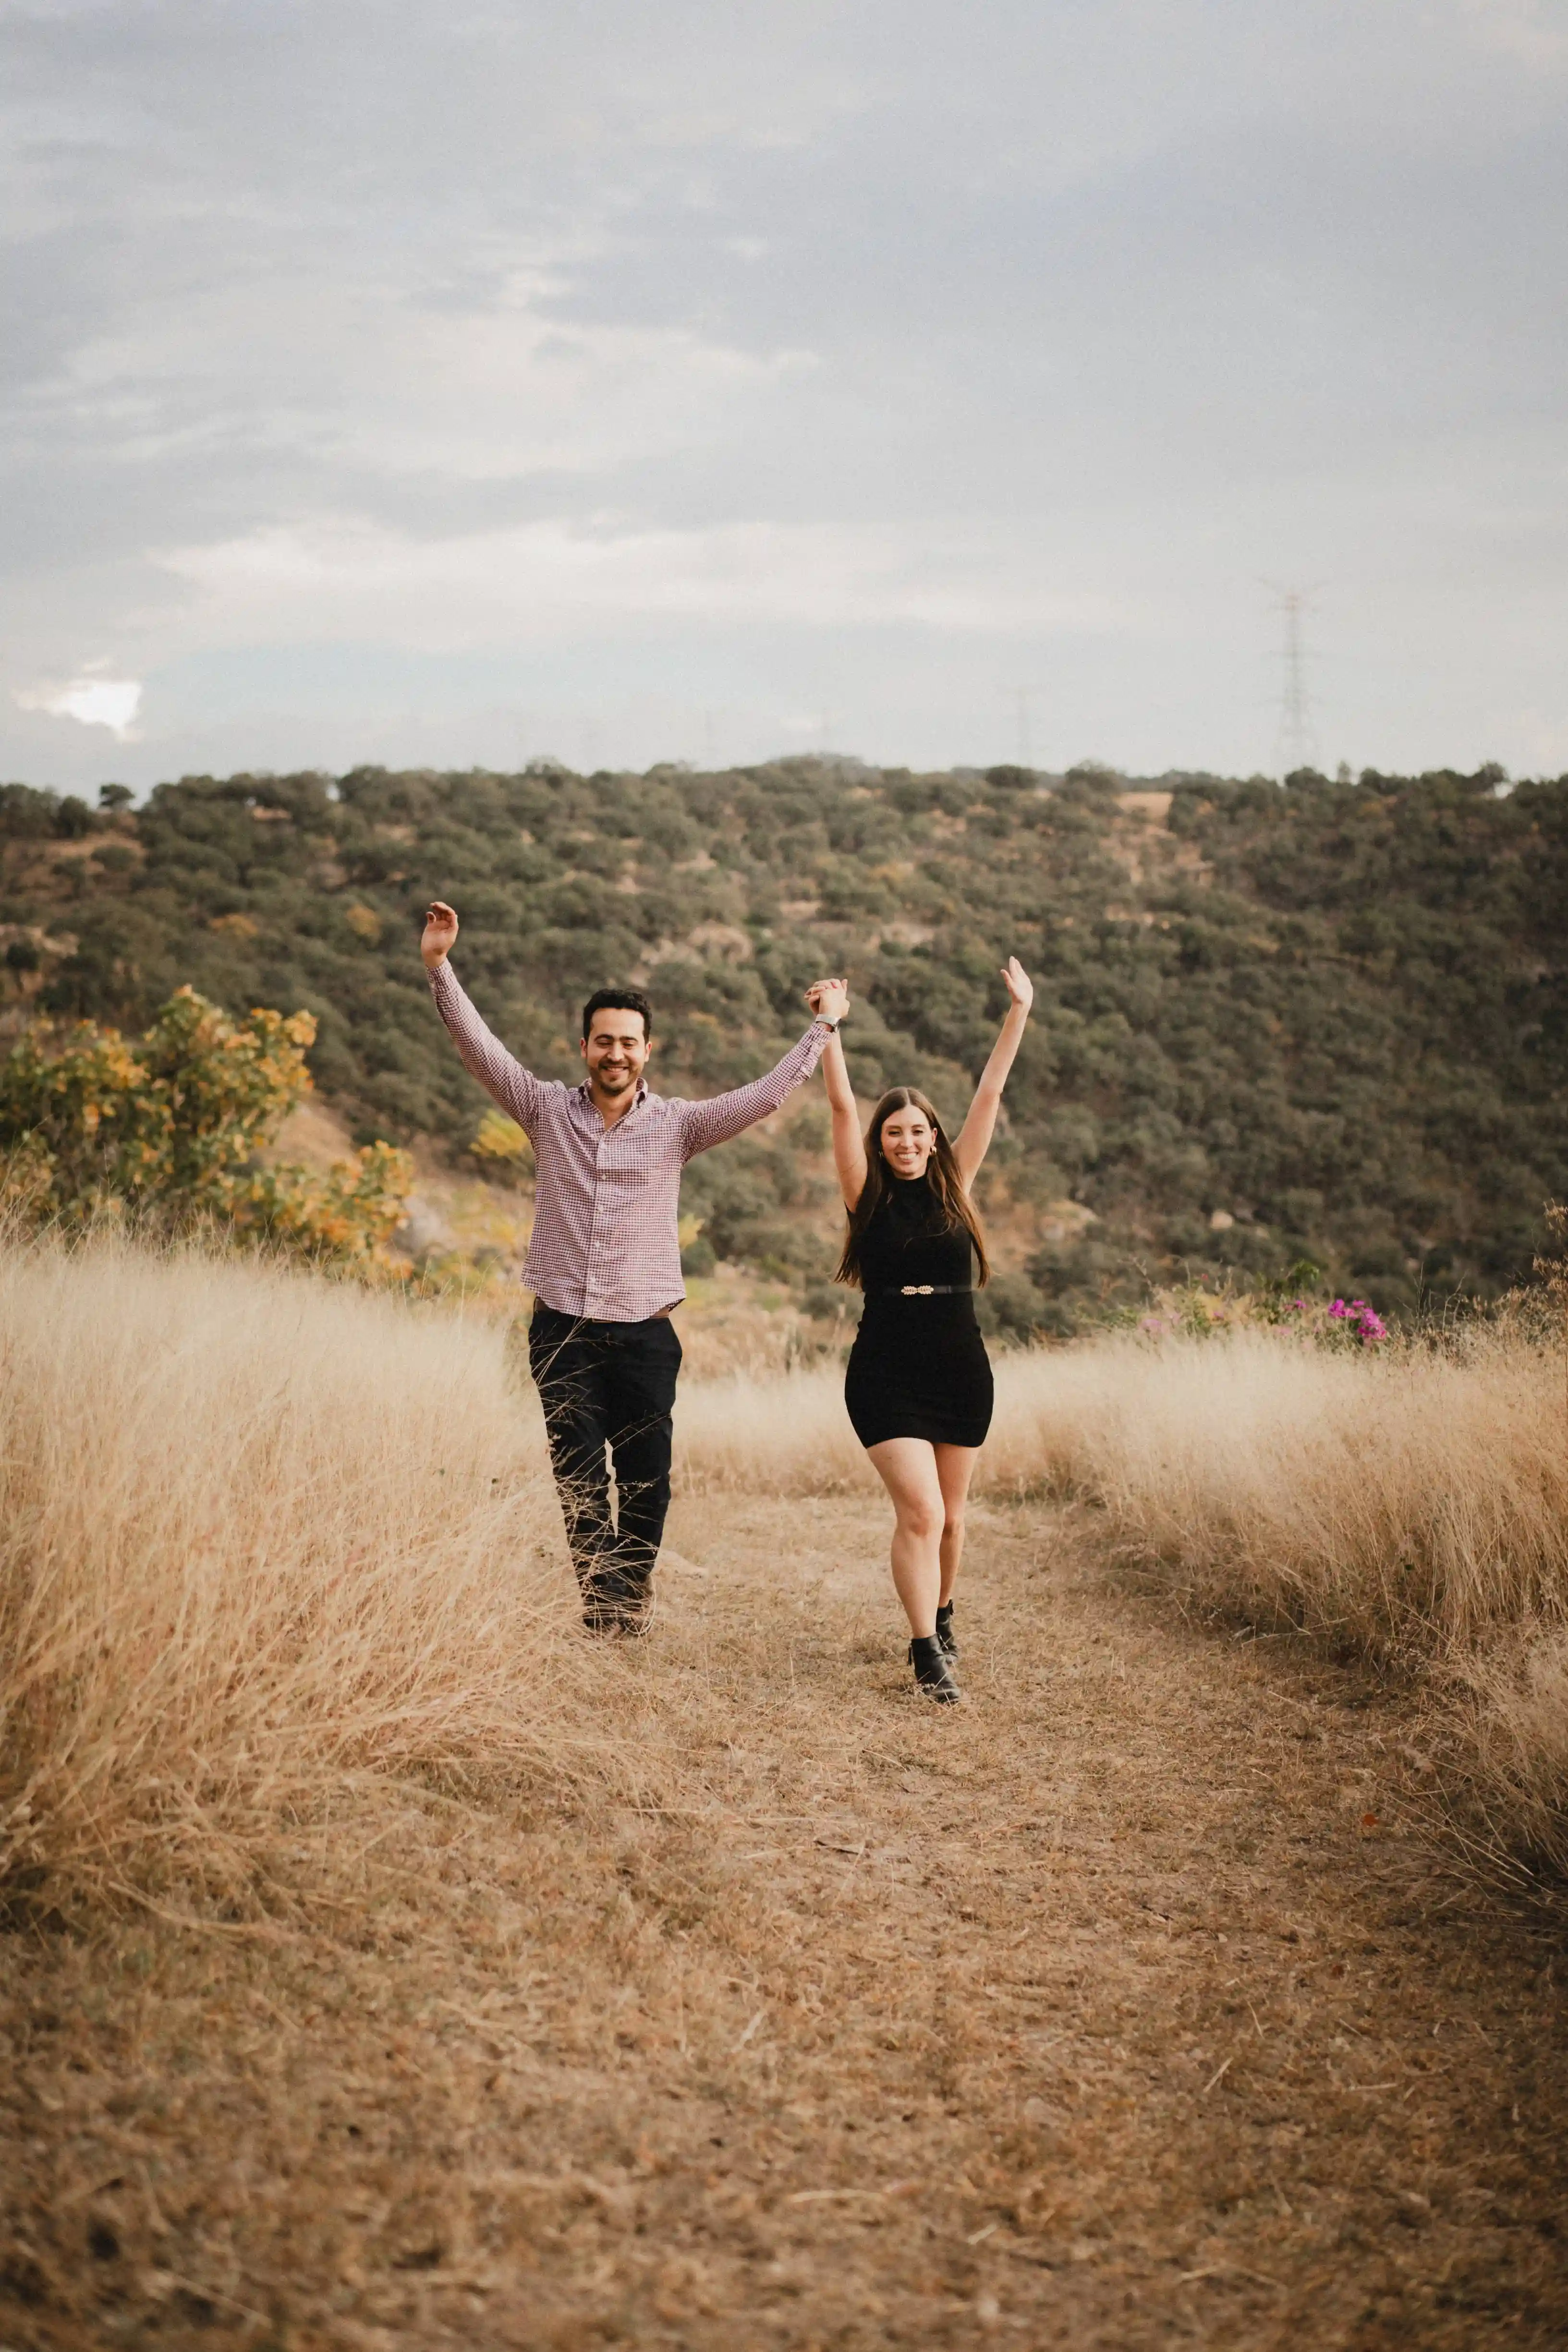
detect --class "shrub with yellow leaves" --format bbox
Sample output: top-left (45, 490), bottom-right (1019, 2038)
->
top-left (469, 1106), bottom-right (532, 1174)
top-left (0, 985), bottom-right (412, 1272)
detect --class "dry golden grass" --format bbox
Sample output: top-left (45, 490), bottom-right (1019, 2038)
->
top-left (6, 1240), bottom-right (1567, 1913)
top-left (6, 1488), bottom-right (1568, 2347)
top-left (0, 1235), bottom-right (623, 1917)
top-left (1007, 1333), bottom-right (1568, 1655)
top-left (4, 1242), bottom-right (1568, 2343)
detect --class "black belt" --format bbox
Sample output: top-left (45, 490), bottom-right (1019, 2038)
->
top-left (871, 1284), bottom-right (972, 1297)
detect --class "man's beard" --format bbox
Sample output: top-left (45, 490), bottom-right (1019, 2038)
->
top-left (594, 1063), bottom-right (636, 1095)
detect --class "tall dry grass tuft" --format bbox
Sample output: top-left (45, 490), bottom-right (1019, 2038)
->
top-left (0, 1235), bottom-right (616, 1916)
top-left (999, 1332), bottom-right (1568, 1660)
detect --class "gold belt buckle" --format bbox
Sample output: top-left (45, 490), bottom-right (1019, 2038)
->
top-left (901, 1284), bottom-right (934, 1295)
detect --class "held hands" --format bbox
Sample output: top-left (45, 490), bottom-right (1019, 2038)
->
top-left (806, 977), bottom-right (851, 1026)
top-left (1001, 955), bottom-right (1033, 1013)
top-left (421, 900), bottom-right (459, 969)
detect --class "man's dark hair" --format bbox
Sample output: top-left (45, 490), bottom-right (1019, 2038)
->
top-left (582, 986), bottom-right (654, 1043)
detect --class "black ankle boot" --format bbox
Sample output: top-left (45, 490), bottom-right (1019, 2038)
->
top-left (909, 1635), bottom-right (960, 1703)
top-left (935, 1600), bottom-right (959, 1659)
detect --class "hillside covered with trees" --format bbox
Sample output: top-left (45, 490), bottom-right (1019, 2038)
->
top-left (1, 756), bottom-right (1563, 1333)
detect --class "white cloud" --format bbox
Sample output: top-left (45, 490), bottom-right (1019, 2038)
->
top-left (158, 515), bottom-right (1128, 648)
top-left (48, 261), bottom-right (816, 489)
top-left (14, 677), bottom-right (143, 735)
top-left (1458, 0), bottom-right (1568, 67)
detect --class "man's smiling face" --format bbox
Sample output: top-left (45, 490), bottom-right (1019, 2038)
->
top-left (581, 1005), bottom-right (651, 1099)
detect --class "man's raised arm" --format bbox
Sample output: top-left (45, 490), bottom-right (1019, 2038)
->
top-left (679, 979), bottom-right (850, 1160)
top-left (421, 899), bottom-right (545, 1136)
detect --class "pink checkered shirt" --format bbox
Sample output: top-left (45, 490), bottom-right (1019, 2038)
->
top-left (428, 959), bottom-right (831, 1321)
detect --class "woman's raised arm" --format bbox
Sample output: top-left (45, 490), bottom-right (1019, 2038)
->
top-left (807, 982), bottom-right (868, 1210)
top-left (952, 957), bottom-right (1033, 1188)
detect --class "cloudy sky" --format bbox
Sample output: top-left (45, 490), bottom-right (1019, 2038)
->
top-left (3, 0), bottom-right (1565, 789)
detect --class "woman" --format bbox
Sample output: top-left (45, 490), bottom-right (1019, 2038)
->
top-left (812, 958), bottom-right (1034, 1703)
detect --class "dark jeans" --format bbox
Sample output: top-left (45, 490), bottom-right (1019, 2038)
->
top-left (527, 1303), bottom-right (682, 1610)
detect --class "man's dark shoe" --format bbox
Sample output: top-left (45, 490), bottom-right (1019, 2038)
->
top-left (934, 1600), bottom-right (959, 1659)
top-left (583, 1592), bottom-right (629, 1636)
top-left (909, 1635), bottom-right (960, 1703)
top-left (582, 1564), bottom-right (652, 1637)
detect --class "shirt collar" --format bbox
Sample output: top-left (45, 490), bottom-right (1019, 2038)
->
top-left (576, 1076), bottom-right (650, 1119)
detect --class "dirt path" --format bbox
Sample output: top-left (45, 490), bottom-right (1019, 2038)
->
top-left (4, 1495), bottom-right (1567, 2349)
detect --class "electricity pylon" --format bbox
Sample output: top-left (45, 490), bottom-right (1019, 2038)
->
top-left (1000, 685), bottom-right (1043, 769)
top-left (1261, 582), bottom-right (1324, 778)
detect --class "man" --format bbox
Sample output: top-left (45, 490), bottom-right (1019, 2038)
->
top-left (421, 899), bottom-right (850, 1631)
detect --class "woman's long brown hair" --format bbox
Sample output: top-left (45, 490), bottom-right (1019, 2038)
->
top-left (835, 1086), bottom-right (991, 1289)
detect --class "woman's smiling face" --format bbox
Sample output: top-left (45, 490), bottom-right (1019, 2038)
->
top-left (879, 1103), bottom-right (936, 1178)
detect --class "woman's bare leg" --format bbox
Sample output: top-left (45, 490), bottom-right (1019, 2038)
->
top-left (933, 1443), bottom-right (981, 1607)
top-left (865, 1437), bottom-right (945, 1637)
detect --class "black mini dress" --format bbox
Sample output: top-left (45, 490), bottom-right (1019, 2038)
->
top-left (843, 1175), bottom-right (995, 1450)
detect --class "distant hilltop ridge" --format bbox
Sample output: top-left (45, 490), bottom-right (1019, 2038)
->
top-left (1, 758), bottom-right (1562, 1329)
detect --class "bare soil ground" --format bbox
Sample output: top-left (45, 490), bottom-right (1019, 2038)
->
top-left (4, 1495), bottom-right (1566, 2350)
